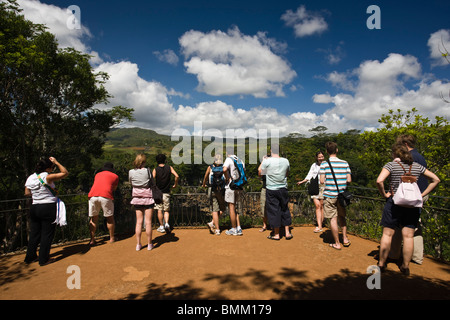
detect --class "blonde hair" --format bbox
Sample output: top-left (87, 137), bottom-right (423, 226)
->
top-left (214, 154), bottom-right (223, 165)
top-left (133, 154), bottom-right (146, 168)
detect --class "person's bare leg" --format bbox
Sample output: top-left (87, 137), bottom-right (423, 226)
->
top-left (329, 216), bottom-right (341, 249)
top-left (401, 227), bottom-right (415, 271)
top-left (106, 216), bottom-right (115, 243)
top-left (379, 227), bottom-right (395, 267)
top-left (89, 216), bottom-right (98, 245)
top-left (145, 208), bottom-right (153, 248)
top-left (135, 209), bottom-right (144, 247)
top-left (229, 203), bottom-right (237, 229)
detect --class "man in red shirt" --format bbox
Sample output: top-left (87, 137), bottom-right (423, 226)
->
top-left (88, 162), bottom-right (119, 245)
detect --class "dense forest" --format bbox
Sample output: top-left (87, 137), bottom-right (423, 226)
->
top-left (96, 108), bottom-right (448, 205)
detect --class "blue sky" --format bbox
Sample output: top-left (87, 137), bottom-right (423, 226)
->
top-left (16, 0), bottom-right (450, 136)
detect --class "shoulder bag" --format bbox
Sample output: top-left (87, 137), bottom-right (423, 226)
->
top-left (308, 175), bottom-right (319, 195)
top-left (147, 168), bottom-right (163, 204)
top-left (327, 160), bottom-right (352, 207)
top-left (37, 174), bottom-right (66, 226)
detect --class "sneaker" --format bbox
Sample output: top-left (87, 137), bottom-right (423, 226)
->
top-left (236, 228), bottom-right (243, 236)
top-left (225, 228), bottom-right (238, 236)
top-left (157, 226), bottom-right (165, 233)
top-left (148, 243), bottom-right (154, 251)
top-left (136, 244), bottom-right (142, 251)
top-left (164, 223), bottom-right (171, 234)
top-left (214, 229), bottom-right (221, 236)
top-left (207, 221), bottom-right (215, 233)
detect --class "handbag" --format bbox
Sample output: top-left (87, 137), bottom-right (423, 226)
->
top-left (327, 160), bottom-right (352, 207)
top-left (308, 175), bottom-right (319, 195)
top-left (147, 168), bottom-right (163, 204)
top-left (392, 161), bottom-right (423, 208)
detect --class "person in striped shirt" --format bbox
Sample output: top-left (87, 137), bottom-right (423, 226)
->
top-left (376, 143), bottom-right (440, 275)
top-left (320, 142), bottom-right (352, 250)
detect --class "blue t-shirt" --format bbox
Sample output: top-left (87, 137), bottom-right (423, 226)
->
top-left (260, 157), bottom-right (290, 190)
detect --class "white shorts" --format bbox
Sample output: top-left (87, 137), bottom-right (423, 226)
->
top-left (224, 188), bottom-right (243, 204)
top-left (89, 197), bottom-right (114, 217)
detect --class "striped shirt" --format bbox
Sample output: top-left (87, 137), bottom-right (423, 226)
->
top-left (320, 157), bottom-right (351, 198)
top-left (383, 161), bottom-right (425, 194)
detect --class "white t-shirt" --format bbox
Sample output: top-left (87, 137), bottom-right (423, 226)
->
top-left (223, 155), bottom-right (245, 189)
top-left (25, 172), bottom-right (57, 204)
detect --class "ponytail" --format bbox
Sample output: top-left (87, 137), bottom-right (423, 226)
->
top-left (392, 143), bottom-right (413, 165)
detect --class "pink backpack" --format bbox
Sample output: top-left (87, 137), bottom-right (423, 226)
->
top-left (392, 161), bottom-right (423, 208)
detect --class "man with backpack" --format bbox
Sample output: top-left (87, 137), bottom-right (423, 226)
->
top-left (223, 147), bottom-right (247, 236)
top-left (202, 155), bottom-right (226, 235)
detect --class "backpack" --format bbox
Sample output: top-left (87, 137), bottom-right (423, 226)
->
top-left (229, 156), bottom-right (247, 190)
top-left (210, 164), bottom-right (225, 193)
top-left (392, 161), bottom-right (423, 208)
top-left (307, 175), bottom-right (319, 195)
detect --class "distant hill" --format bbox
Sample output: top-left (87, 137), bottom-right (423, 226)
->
top-left (106, 127), bottom-right (171, 147)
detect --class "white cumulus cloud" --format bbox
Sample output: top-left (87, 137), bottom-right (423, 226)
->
top-left (17, 0), bottom-right (103, 64)
top-left (427, 29), bottom-right (450, 67)
top-left (313, 53), bottom-right (450, 129)
top-left (94, 61), bottom-right (178, 133)
top-left (179, 27), bottom-right (296, 98)
top-left (281, 5), bottom-right (328, 38)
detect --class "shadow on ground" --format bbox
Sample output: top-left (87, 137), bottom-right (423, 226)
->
top-left (124, 266), bottom-right (450, 300)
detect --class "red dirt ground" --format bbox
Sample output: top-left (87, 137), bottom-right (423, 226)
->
top-left (1, 227), bottom-right (449, 300)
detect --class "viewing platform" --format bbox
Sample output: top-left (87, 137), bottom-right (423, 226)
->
top-left (1, 227), bottom-right (449, 300)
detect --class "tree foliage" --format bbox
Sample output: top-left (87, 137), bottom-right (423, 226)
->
top-left (360, 108), bottom-right (449, 199)
top-left (0, 0), bottom-right (133, 198)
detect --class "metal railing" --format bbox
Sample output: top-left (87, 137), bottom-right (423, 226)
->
top-left (1, 187), bottom-right (449, 261)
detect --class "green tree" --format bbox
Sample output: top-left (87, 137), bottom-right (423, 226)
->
top-left (360, 108), bottom-right (449, 197)
top-left (0, 0), bottom-right (133, 197)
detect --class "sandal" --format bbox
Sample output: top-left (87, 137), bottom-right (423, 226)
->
top-left (285, 234), bottom-right (293, 240)
top-left (343, 241), bottom-right (351, 247)
top-left (267, 235), bottom-right (280, 241)
top-left (259, 227), bottom-right (267, 232)
top-left (329, 243), bottom-right (342, 250)
top-left (313, 227), bottom-right (323, 233)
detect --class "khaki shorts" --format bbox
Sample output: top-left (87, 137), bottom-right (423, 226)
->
top-left (89, 196), bottom-right (114, 217)
top-left (209, 188), bottom-right (226, 213)
top-left (155, 193), bottom-right (170, 212)
top-left (323, 197), bottom-right (346, 219)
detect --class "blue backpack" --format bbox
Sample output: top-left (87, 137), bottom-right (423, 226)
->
top-left (229, 156), bottom-right (247, 190)
top-left (210, 164), bottom-right (225, 192)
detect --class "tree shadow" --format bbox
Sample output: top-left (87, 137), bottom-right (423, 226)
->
top-left (0, 256), bottom-right (35, 287)
top-left (124, 266), bottom-right (450, 300)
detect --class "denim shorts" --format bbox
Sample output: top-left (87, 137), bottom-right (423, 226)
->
top-left (380, 197), bottom-right (420, 229)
